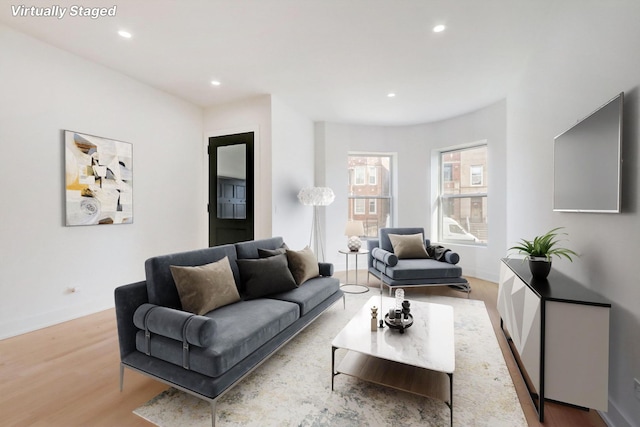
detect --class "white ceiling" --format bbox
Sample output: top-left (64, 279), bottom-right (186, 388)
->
top-left (0, 0), bottom-right (557, 125)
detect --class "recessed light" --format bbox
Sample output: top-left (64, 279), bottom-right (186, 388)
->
top-left (118, 30), bottom-right (132, 39)
top-left (387, 93), bottom-right (396, 98)
top-left (211, 80), bottom-right (221, 86)
top-left (433, 24), bottom-right (446, 33)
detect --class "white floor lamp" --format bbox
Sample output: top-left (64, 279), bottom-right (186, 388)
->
top-left (297, 187), bottom-right (335, 261)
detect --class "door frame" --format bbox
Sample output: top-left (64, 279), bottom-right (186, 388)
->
top-left (203, 126), bottom-right (260, 247)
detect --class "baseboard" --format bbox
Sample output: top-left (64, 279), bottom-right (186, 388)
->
top-left (0, 300), bottom-right (113, 340)
top-left (599, 398), bottom-right (638, 427)
top-left (462, 267), bottom-right (498, 284)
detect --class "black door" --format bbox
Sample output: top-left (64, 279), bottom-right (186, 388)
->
top-left (209, 132), bottom-right (254, 246)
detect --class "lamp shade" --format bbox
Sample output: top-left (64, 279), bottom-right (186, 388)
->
top-left (344, 220), bottom-right (364, 237)
top-left (297, 187), bottom-right (335, 206)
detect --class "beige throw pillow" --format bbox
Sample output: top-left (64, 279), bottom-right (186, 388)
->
top-left (170, 256), bottom-right (240, 315)
top-left (286, 246), bottom-right (320, 285)
top-left (388, 233), bottom-right (430, 259)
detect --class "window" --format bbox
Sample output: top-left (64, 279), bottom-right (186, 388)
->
top-left (348, 154), bottom-right (393, 237)
top-left (470, 165), bottom-right (483, 186)
top-left (368, 166), bottom-right (377, 185)
top-left (368, 199), bottom-right (377, 214)
top-left (443, 164), bottom-right (453, 182)
top-left (438, 144), bottom-right (487, 244)
top-left (354, 166), bottom-right (366, 185)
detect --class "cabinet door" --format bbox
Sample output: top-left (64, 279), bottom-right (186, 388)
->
top-left (545, 301), bottom-right (609, 410)
top-left (498, 262), bottom-right (542, 392)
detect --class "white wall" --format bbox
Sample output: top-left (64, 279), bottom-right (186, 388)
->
top-left (203, 96), bottom-right (315, 250)
top-left (506, 3), bottom-right (640, 426)
top-left (315, 99), bottom-right (506, 281)
top-left (428, 101), bottom-right (507, 281)
top-left (0, 25), bottom-right (204, 338)
top-left (270, 96), bottom-right (315, 250)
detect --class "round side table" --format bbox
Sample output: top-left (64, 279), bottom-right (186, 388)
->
top-left (339, 249), bottom-right (370, 294)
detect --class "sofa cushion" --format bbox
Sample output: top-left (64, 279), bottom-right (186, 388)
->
top-left (388, 233), bottom-right (430, 259)
top-left (136, 298), bottom-right (300, 378)
top-left (286, 246), bottom-right (320, 285)
top-left (237, 254), bottom-right (298, 299)
top-left (133, 303), bottom-right (217, 347)
top-left (235, 237), bottom-right (285, 260)
top-left (145, 245), bottom-right (239, 309)
top-left (258, 244), bottom-right (288, 258)
top-left (383, 259), bottom-right (462, 280)
top-left (268, 276), bottom-right (340, 316)
top-left (169, 256), bottom-right (240, 315)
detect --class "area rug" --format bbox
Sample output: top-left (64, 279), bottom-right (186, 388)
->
top-left (134, 291), bottom-right (526, 426)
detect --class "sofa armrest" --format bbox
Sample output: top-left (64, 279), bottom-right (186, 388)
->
top-left (133, 304), bottom-right (217, 348)
top-left (366, 239), bottom-right (379, 268)
top-left (371, 247), bottom-right (398, 267)
top-left (426, 245), bottom-right (460, 265)
top-left (443, 251), bottom-right (460, 265)
top-left (318, 262), bottom-right (334, 277)
top-left (115, 281), bottom-right (149, 359)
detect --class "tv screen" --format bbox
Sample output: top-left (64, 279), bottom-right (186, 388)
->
top-left (553, 92), bottom-right (623, 213)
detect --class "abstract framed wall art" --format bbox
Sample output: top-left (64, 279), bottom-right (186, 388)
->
top-left (64, 130), bottom-right (133, 226)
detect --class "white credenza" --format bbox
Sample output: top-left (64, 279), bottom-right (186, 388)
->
top-left (497, 258), bottom-right (610, 421)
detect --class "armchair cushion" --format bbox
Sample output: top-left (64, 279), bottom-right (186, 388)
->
top-left (427, 245), bottom-right (460, 265)
top-left (384, 259), bottom-right (463, 281)
top-left (371, 247), bottom-right (398, 267)
top-left (388, 233), bottom-right (430, 259)
top-left (379, 227), bottom-right (428, 252)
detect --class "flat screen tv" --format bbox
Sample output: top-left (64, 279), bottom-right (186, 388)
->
top-left (553, 92), bottom-right (623, 213)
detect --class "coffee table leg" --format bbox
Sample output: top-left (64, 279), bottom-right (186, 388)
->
top-left (448, 372), bottom-right (453, 427)
top-left (331, 346), bottom-right (337, 390)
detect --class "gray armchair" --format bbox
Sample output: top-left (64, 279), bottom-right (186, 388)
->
top-left (367, 227), bottom-right (470, 296)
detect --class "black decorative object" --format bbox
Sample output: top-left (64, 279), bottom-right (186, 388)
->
top-left (384, 300), bottom-right (413, 334)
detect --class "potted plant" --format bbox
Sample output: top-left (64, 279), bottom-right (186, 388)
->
top-left (508, 227), bottom-right (578, 279)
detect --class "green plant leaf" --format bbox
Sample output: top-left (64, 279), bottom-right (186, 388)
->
top-left (507, 227), bottom-right (577, 262)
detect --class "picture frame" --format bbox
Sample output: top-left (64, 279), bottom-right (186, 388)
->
top-left (64, 130), bottom-right (133, 226)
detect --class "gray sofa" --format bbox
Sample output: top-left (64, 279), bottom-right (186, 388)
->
top-left (367, 227), bottom-right (470, 295)
top-left (115, 236), bottom-right (344, 426)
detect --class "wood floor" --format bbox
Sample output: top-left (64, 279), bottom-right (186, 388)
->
top-left (0, 272), bottom-right (607, 426)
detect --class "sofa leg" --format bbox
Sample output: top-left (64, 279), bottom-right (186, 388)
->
top-left (119, 363), bottom-right (124, 392)
top-left (211, 401), bottom-right (216, 427)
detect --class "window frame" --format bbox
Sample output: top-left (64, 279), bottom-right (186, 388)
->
top-left (437, 143), bottom-right (488, 246)
top-left (347, 153), bottom-right (394, 238)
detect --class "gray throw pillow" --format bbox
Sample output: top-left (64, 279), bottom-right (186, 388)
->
top-left (169, 256), bottom-right (241, 315)
top-left (388, 233), bottom-right (430, 259)
top-left (258, 247), bottom-right (287, 258)
top-left (286, 246), bottom-right (320, 285)
top-left (237, 253), bottom-right (298, 299)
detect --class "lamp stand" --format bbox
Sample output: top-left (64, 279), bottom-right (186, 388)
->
top-left (309, 205), bottom-right (326, 262)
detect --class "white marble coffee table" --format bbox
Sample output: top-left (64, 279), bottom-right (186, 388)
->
top-left (332, 295), bottom-right (455, 426)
